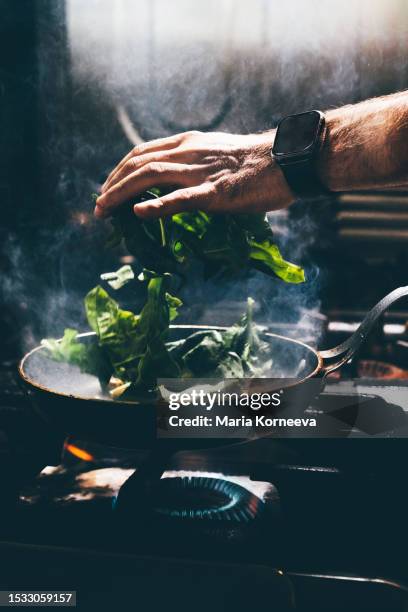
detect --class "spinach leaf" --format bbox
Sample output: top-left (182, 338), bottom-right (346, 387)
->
top-left (41, 328), bottom-right (112, 384)
top-left (41, 187), bottom-right (304, 397)
top-left (248, 240), bottom-right (305, 283)
top-left (166, 298), bottom-right (270, 379)
top-left (43, 292), bottom-right (271, 392)
top-left (41, 328), bottom-right (88, 367)
top-left (100, 265), bottom-right (134, 290)
top-left (109, 191), bottom-right (305, 282)
top-left (84, 273), bottom-right (181, 390)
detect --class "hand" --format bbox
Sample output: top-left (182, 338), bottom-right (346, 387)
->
top-left (95, 130), bottom-right (295, 219)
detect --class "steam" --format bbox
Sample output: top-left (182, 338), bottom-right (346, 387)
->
top-left (3, 0), bottom-right (407, 364)
top-left (177, 206), bottom-right (325, 348)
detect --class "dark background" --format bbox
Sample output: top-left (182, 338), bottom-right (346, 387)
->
top-left (0, 0), bottom-right (407, 362)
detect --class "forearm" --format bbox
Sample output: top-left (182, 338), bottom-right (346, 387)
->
top-left (96, 91), bottom-right (408, 220)
top-left (317, 91), bottom-right (408, 191)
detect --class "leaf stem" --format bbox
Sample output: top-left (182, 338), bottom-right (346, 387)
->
top-left (159, 219), bottom-right (166, 247)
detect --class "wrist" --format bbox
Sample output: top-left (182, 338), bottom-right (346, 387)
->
top-left (246, 130), bottom-right (295, 210)
top-left (316, 111), bottom-right (344, 191)
top-left (271, 111), bottom-right (331, 200)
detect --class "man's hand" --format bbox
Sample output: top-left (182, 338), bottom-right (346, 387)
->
top-left (95, 90), bottom-right (408, 220)
top-left (95, 131), bottom-right (294, 219)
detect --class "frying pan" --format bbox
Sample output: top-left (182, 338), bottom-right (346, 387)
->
top-left (19, 287), bottom-right (408, 450)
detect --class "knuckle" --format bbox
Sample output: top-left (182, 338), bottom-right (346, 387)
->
top-left (208, 179), bottom-right (222, 197)
top-left (132, 144), bottom-right (144, 156)
top-left (114, 179), bottom-right (127, 194)
top-left (226, 154), bottom-right (240, 170)
top-left (176, 188), bottom-right (193, 202)
top-left (204, 182), bottom-right (222, 208)
top-left (184, 130), bottom-right (201, 139)
top-left (125, 158), bottom-right (138, 172)
top-left (148, 162), bottom-right (165, 175)
top-left (142, 162), bottom-right (155, 175)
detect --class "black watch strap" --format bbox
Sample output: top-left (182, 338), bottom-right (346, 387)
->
top-left (272, 110), bottom-right (330, 199)
top-left (278, 158), bottom-right (330, 199)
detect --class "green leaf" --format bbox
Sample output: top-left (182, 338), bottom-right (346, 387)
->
top-left (166, 298), bottom-right (269, 378)
top-left (181, 330), bottom-right (226, 375)
top-left (165, 292), bottom-right (183, 322)
top-left (84, 277), bottom-right (180, 390)
top-left (41, 328), bottom-right (86, 366)
top-left (172, 211), bottom-right (211, 238)
top-left (41, 328), bottom-right (112, 384)
top-left (84, 286), bottom-right (141, 376)
top-left (100, 265), bottom-right (135, 290)
top-left (249, 240), bottom-right (305, 283)
top-left (107, 191), bottom-right (304, 283)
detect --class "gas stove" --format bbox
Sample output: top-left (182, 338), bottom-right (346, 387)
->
top-left (1, 362), bottom-right (408, 611)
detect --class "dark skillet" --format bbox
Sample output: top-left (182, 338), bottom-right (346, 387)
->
top-left (18, 287), bottom-right (408, 450)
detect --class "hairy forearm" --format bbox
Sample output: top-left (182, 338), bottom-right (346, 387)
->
top-left (318, 91), bottom-right (408, 191)
top-left (96, 91), bottom-right (408, 220)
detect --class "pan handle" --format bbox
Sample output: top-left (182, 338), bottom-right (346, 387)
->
top-left (319, 286), bottom-right (408, 375)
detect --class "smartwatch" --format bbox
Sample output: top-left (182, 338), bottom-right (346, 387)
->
top-left (271, 110), bottom-right (329, 199)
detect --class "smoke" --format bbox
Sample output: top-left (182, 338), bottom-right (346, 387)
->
top-left (3, 0), bottom-right (407, 363)
top-left (176, 205), bottom-right (326, 349)
top-left (0, 231), bottom-right (86, 355)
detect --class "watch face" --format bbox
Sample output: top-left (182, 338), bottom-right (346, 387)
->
top-left (272, 110), bottom-right (323, 157)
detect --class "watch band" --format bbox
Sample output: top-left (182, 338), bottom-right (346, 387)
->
top-left (272, 110), bottom-right (330, 199)
top-left (278, 158), bottom-right (330, 199)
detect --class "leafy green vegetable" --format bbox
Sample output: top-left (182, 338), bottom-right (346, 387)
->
top-left (109, 191), bottom-right (305, 282)
top-left (42, 187), bottom-right (304, 396)
top-left (100, 265), bottom-right (134, 290)
top-left (83, 274), bottom-right (182, 389)
top-left (166, 298), bottom-right (271, 379)
top-left (248, 241), bottom-right (304, 283)
top-left (43, 273), bottom-right (182, 392)
top-left (41, 329), bottom-right (112, 384)
top-left (41, 328), bottom-right (87, 367)
top-left (43, 295), bottom-right (271, 392)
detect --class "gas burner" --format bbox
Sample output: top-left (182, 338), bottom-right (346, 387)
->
top-left (151, 476), bottom-right (264, 523)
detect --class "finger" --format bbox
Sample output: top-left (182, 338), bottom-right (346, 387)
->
top-left (102, 147), bottom-right (189, 194)
top-left (102, 133), bottom-right (189, 189)
top-left (95, 162), bottom-right (197, 217)
top-left (133, 184), bottom-right (215, 219)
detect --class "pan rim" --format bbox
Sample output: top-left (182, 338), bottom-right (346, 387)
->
top-left (18, 326), bottom-right (323, 405)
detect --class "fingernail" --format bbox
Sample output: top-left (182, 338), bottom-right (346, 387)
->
top-left (134, 200), bottom-right (161, 218)
top-left (133, 204), bottom-right (145, 217)
top-left (94, 205), bottom-right (105, 218)
top-left (133, 203), bottom-right (152, 217)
